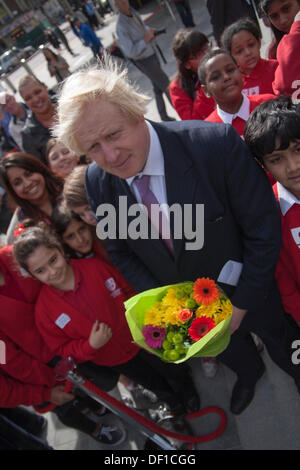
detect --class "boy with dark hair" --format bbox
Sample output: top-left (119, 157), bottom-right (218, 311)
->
top-left (260, 0), bottom-right (300, 97)
top-left (245, 95), bottom-right (300, 324)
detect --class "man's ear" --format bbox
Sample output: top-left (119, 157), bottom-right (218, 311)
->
top-left (202, 84), bottom-right (211, 98)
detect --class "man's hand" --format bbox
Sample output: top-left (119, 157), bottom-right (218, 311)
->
top-left (144, 29), bottom-right (155, 43)
top-left (89, 320), bottom-right (112, 350)
top-left (50, 385), bottom-right (75, 405)
top-left (230, 305), bottom-right (247, 334)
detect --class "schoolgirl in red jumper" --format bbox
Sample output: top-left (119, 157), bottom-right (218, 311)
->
top-left (51, 204), bottom-right (108, 261)
top-left (199, 49), bottom-right (275, 138)
top-left (13, 224), bottom-right (200, 424)
top-left (0, 243), bottom-right (126, 445)
top-left (260, 0), bottom-right (300, 96)
top-left (221, 17), bottom-right (278, 96)
top-left (170, 28), bottom-right (215, 120)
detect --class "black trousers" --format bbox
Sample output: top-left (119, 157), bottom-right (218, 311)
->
top-left (218, 282), bottom-right (300, 387)
top-left (52, 388), bottom-right (101, 435)
top-left (174, 0), bottom-right (195, 27)
top-left (133, 54), bottom-right (171, 120)
top-left (110, 349), bottom-right (193, 413)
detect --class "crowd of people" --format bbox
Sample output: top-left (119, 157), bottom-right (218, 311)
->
top-left (0, 0), bottom-right (300, 451)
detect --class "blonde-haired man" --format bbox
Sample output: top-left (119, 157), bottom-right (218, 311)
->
top-left (54, 62), bottom-right (300, 416)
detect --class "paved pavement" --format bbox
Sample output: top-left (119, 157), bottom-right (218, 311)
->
top-left (3, 0), bottom-right (300, 452)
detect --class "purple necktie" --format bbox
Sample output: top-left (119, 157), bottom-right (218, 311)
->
top-left (133, 175), bottom-right (174, 255)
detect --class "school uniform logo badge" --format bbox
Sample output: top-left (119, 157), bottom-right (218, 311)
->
top-left (105, 277), bottom-right (116, 291)
top-left (290, 227), bottom-right (300, 248)
top-left (55, 313), bottom-right (71, 329)
top-left (105, 277), bottom-right (121, 298)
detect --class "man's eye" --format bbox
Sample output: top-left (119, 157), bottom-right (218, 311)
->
top-left (91, 143), bottom-right (101, 152)
top-left (50, 256), bottom-right (57, 264)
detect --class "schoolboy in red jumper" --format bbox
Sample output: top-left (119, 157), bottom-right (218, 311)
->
top-left (245, 96), bottom-right (300, 325)
top-left (260, 0), bottom-right (300, 96)
top-left (199, 49), bottom-right (275, 138)
top-left (221, 17), bottom-right (278, 96)
top-left (13, 224), bottom-right (200, 425)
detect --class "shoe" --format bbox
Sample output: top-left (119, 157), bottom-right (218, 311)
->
top-left (230, 382), bottom-right (255, 415)
top-left (230, 365), bottom-right (265, 415)
top-left (201, 357), bottom-right (218, 378)
top-left (158, 414), bottom-right (193, 437)
top-left (160, 115), bottom-right (176, 122)
top-left (121, 384), bottom-right (158, 410)
top-left (183, 393), bottom-right (200, 414)
top-left (92, 424), bottom-right (127, 446)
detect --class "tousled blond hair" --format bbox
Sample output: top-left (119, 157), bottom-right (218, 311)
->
top-left (52, 57), bottom-right (149, 156)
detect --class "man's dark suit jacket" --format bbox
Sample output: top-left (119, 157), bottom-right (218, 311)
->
top-left (85, 120), bottom-right (281, 313)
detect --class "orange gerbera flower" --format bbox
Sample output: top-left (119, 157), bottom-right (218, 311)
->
top-left (193, 278), bottom-right (220, 305)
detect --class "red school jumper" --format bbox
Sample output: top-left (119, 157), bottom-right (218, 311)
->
top-left (242, 58), bottom-right (278, 96)
top-left (169, 77), bottom-right (215, 120)
top-left (35, 257), bottom-right (140, 366)
top-left (0, 246), bottom-right (56, 407)
top-left (0, 245), bottom-right (53, 364)
top-left (273, 20), bottom-right (300, 97)
top-left (273, 182), bottom-right (300, 322)
top-left (0, 331), bottom-right (55, 407)
top-left (204, 93), bottom-right (275, 137)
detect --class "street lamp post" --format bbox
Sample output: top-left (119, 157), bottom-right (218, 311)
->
top-left (0, 73), bottom-right (16, 94)
top-left (20, 58), bottom-right (38, 80)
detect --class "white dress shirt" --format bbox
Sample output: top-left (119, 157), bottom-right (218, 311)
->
top-left (217, 94), bottom-right (250, 125)
top-left (277, 182), bottom-right (300, 216)
top-left (126, 120), bottom-right (170, 221)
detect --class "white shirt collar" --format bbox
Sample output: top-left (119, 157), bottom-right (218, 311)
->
top-left (126, 120), bottom-right (165, 186)
top-left (277, 182), bottom-right (300, 216)
top-left (217, 94), bottom-right (250, 125)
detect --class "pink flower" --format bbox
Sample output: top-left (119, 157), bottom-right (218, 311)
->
top-left (142, 325), bottom-right (166, 349)
top-left (178, 308), bottom-right (193, 323)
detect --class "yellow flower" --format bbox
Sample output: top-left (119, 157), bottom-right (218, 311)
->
top-left (196, 298), bottom-right (232, 325)
top-left (144, 304), bottom-right (165, 327)
top-left (196, 299), bottom-right (222, 318)
top-left (220, 299), bottom-right (233, 319)
top-left (161, 288), bottom-right (188, 309)
top-left (163, 307), bottom-right (182, 326)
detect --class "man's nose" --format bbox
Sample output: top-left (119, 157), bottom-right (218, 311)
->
top-left (102, 143), bottom-right (120, 162)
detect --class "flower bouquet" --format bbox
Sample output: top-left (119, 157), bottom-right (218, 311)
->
top-left (124, 278), bottom-right (232, 364)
